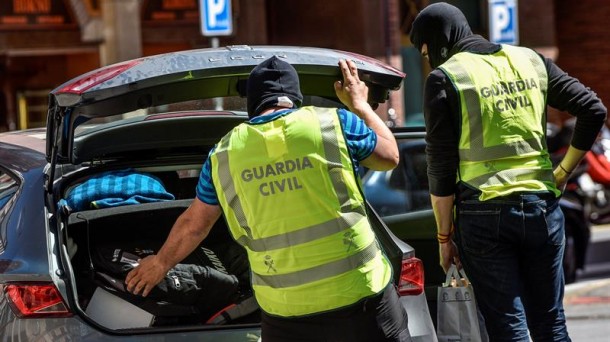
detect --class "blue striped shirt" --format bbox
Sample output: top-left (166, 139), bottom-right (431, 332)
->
top-left (196, 108), bottom-right (376, 205)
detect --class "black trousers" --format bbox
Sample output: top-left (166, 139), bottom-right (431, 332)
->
top-left (260, 284), bottom-right (412, 342)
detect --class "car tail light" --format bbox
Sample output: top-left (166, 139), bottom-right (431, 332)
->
top-left (3, 283), bottom-right (72, 318)
top-left (397, 257), bottom-right (424, 296)
top-left (55, 60), bottom-right (142, 95)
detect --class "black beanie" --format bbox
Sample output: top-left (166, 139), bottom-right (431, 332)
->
top-left (246, 56), bottom-right (303, 118)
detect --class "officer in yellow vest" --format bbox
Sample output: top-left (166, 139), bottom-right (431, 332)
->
top-left (125, 56), bottom-right (412, 341)
top-left (410, 2), bottom-right (607, 341)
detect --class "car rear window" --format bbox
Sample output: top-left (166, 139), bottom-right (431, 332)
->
top-left (0, 170), bottom-right (18, 211)
top-left (74, 95), bottom-right (344, 136)
top-left (0, 169), bottom-right (19, 251)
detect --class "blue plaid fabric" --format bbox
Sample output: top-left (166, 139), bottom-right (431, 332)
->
top-left (60, 169), bottom-right (175, 211)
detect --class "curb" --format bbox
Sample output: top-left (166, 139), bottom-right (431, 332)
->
top-left (564, 278), bottom-right (610, 301)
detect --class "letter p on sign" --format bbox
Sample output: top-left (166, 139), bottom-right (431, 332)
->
top-left (200, 0), bottom-right (233, 36)
top-left (489, 0), bottom-right (518, 45)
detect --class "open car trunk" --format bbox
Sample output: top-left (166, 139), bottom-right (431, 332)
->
top-left (65, 196), bottom-right (260, 330)
top-left (58, 164), bottom-right (406, 333)
top-left (45, 46), bottom-right (412, 334)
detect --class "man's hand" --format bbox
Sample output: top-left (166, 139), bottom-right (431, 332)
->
top-left (554, 145), bottom-right (587, 192)
top-left (553, 165), bottom-right (571, 192)
top-left (439, 240), bottom-right (461, 273)
top-left (334, 59), bottom-right (399, 170)
top-left (124, 199), bottom-right (222, 297)
top-left (334, 59), bottom-right (370, 115)
top-left (125, 255), bottom-right (170, 297)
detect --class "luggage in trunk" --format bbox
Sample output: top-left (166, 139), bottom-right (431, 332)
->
top-left (65, 199), bottom-right (259, 329)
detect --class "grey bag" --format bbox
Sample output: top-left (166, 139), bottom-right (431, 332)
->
top-left (436, 265), bottom-right (488, 342)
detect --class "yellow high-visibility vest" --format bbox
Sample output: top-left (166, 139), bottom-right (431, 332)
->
top-left (210, 106), bottom-right (392, 317)
top-left (439, 44), bottom-right (560, 200)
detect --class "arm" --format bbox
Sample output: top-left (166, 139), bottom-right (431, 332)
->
top-left (553, 145), bottom-right (587, 191)
top-left (424, 70), bottom-right (461, 273)
top-left (424, 70), bottom-right (460, 197)
top-left (431, 194), bottom-right (460, 273)
top-left (334, 59), bottom-right (399, 171)
top-left (545, 57), bottom-right (607, 184)
top-left (125, 198), bottom-right (222, 297)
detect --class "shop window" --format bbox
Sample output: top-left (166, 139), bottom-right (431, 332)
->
top-left (17, 89), bottom-right (51, 129)
top-left (401, 46), bottom-right (425, 127)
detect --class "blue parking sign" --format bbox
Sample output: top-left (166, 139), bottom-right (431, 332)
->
top-left (200, 0), bottom-right (232, 36)
top-left (489, 0), bottom-right (518, 45)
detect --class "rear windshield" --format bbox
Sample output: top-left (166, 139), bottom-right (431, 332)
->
top-left (75, 95), bottom-right (344, 135)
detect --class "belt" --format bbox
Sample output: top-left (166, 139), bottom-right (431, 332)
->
top-left (460, 191), bottom-right (556, 202)
top-left (496, 191), bottom-right (556, 201)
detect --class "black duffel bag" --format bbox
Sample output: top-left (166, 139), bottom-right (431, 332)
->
top-left (90, 239), bottom-right (254, 326)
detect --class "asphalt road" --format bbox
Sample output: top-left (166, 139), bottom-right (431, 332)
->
top-left (564, 224), bottom-right (610, 341)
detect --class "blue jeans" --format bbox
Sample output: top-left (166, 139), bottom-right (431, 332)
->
top-left (455, 193), bottom-right (571, 342)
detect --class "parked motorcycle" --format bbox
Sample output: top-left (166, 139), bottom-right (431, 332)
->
top-left (583, 126), bottom-right (610, 225)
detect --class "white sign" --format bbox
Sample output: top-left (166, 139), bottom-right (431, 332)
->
top-left (200, 0), bottom-right (233, 36)
top-left (489, 0), bottom-right (518, 45)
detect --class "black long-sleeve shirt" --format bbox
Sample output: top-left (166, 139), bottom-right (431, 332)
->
top-left (424, 35), bottom-right (608, 197)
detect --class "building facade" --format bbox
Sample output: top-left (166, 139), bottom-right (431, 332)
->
top-left (0, 0), bottom-right (608, 131)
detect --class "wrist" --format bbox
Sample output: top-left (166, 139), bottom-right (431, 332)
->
top-left (437, 226), bottom-right (455, 244)
top-left (559, 164), bottom-right (573, 175)
top-left (350, 101), bottom-right (372, 115)
top-left (154, 254), bottom-right (174, 273)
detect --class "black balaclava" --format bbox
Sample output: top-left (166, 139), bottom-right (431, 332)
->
top-left (246, 56), bottom-right (303, 119)
top-left (409, 2), bottom-right (473, 69)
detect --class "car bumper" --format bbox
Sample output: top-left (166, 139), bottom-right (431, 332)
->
top-left (0, 315), bottom-right (261, 341)
top-left (402, 292), bottom-right (438, 342)
top-left (1, 294), bottom-right (435, 341)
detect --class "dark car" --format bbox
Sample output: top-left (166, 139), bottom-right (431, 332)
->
top-left (0, 46), bottom-right (436, 340)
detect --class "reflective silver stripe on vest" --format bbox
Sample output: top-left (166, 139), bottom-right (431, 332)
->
top-left (215, 108), bottom-right (367, 252)
top-left (216, 134), bottom-right (253, 237)
top-left (252, 240), bottom-right (380, 288)
top-left (319, 108), bottom-right (358, 213)
top-left (459, 138), bottom-right (545, 162)
top-left (236, 211), bottom-right (364, 252)
top-left (522, 46), bottom-right (548, 97)
top-left (466, 167), bottom-right (554, 188)
top-left (443, 54), bottom-right (546, 162)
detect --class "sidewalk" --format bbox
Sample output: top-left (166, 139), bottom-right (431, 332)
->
top-left (577, 223), bottom-right (610, 279)
top-left (564, 277), bottom-right (610, 318)
top-left (562, 224), bottom-right (610, 340)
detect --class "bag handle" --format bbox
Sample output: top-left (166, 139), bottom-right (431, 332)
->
top-left (443, 264), bottom-right (470, 287)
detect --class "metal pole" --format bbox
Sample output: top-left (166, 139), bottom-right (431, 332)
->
top-left (383, 0), bottom-right (397, 128)
top-left (211, 37), bottom-right (223, 110)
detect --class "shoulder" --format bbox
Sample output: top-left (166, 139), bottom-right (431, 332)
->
top-left (425, 69), bottom-right (452, 93)
top-left (428, 69), bottom-right (448, 82)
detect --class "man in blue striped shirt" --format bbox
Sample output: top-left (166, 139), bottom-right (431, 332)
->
top-left (126, 58), bottom-right (407, 341)
top-left (196, 107), bottom-right (380, 205)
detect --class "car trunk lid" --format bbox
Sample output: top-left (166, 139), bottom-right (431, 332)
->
top-left (45, 45), bottom-right (405, 170)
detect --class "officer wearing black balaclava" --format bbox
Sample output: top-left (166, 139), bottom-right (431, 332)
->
top-left (410, 2), bottom-right (606, 341)
top-left (409, 2), bottom-right (473, 69)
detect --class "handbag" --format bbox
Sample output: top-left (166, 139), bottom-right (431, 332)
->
top-left (436, 264), bottom-right (489, 342)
